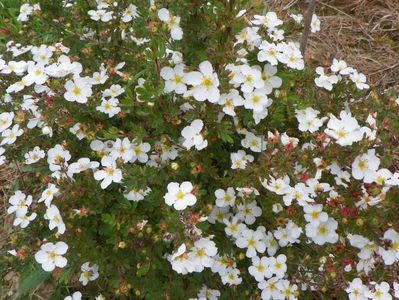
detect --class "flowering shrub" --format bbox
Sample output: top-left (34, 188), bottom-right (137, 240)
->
top-left (1, 0), bottom-right (399, 299)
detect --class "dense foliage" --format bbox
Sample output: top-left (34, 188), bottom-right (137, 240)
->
top-left (1, 0), bottom-right (399, 299)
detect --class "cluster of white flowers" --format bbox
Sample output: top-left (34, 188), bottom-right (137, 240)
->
top-left (315, 59), bottom-right (369, 91)
top-left (6, 2), bottom-right (399, 298)
top-left (7, 191), bottom-right (37, 228)
top-left (346, 278), bottom-right (399, 300)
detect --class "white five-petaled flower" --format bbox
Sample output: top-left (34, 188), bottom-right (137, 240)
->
top-left (184, 61), bottom-right (220, 103)
top-left (164, 181), bottom-right (197, 210)
top-left (0, 112), bottom-right (14, 133)
top-left (314, 67), bottom-right (339, 91)
top-left (64, 76), bottom-right (93, 103)
top-left (160, 63), bottom-right (187, 94)
top-left (34, 241), bottom-right (68, 272)
top-left (215, 187), bottom-right (236, 207)
top-left (79, 262), bottom-right (99, 286)
top-left (231, 150), bottom-right (254, 170)
top-left (44, 204), bottom-right (66, 234)
top-left (1, 124), bottom-right (23, 145)
top-left (325, 110), bottom-right (364, 146)
top-left (235, 229), bottom-right (266, 258)
top-left (38, 183), bottom-right (59, 207)
top-left (350, 70), bottom-right (369, 90)
top-left (181, 119), bottom-right (208, 150)
top-left (158, 8), bottom-right (183, 40)
top-left (295, 107), bottom-right (324, 133)
top-left (93, 156), bottom-right (122, 189)
top-left (305, 217), bottom-right (338, 245)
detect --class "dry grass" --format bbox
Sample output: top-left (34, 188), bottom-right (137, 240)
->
top-left (268, 0), bottom-right (399, 88)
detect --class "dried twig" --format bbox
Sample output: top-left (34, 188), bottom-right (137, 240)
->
top-left (300, 0), bottom-right (316, 56)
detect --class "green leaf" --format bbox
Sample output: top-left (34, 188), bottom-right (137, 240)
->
top-left (15, 265), bottom-right (50, 298)
top-left (137, 262), bottom-right (151, 277)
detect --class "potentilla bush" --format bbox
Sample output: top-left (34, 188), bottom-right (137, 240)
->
top-left (1, 0), bottom-right (399, 299)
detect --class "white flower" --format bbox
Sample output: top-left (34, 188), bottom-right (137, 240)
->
top-left (243, 91), bottom-right (272, 113)
top-left (38, 184), bottom-right (59, 207)
top-left (235, 229), bottom-right (266, 258)
top-left (215, 187), bottom-right (236, 207)
top-left (235, 26), bottom-right (260, 47)
top-left (345, 278), bottom-right (369, 300)
top-left (218, 89), bottom-right (244, 116)
top-left (7, 191), bottom-right (32, 215)
top-left (13, 210), bottom-right (37, 228)
top-left (160, 64), bottom-right (187, 94)
top-left (231, 150), bottom-right (254, 170)
top-left (282, 183), bottom-right (313, 207)
top-left (277, 42), bottom-right (304, 70)
top-left (259, 277), bottom-right (282, 300)
top-left (79, 262), bottom-right (99, 286)
top-left (44, 205), bottom-right (66, 234)
top-left (164, 181), bottom-right (197, 210)
top-left (121, 4), bottom-right (138, 22)
top-left (314, 67), bottom-right (339, 91)
top-left (274, 221), bottom-right (302, 247)
top-left (303, 204), bottom-right (328, 226)
top-left (325, 110), bottom-right (364, 146)
top-left (223, 216), bottom-right (246, 238)
top-left (351, 149), bottom-right (380, 181)
top-left (1, 124), bottom-right (23, 145)
top-left (96, 98), bottom-right (121, 117)
top-left (34, 241), bottom-right (68, 272)
top-left (68, 157), bottom-right (99, 174)
top-left (258, 41), bottom-right (279, 65)
top-left (124, 187), bottom-right (151, 202)
top-left (93, 156), bottom-right (123, 189)
top-left (365, 282), bottom-right (392, 300)
top-left (102, 84), bottom-right (124, 98)
top-left (248, 256), bottom-right (272, 282)
top-left (22, 62), bottom-right (48, 86)
top-left (189, 238), bottom-right (218, 270)
top-left (252, 12), bottom-right (283, 29)
top-left (236, 200), bottom-right (262, 225)
top-left (184, 61), bottom-right (220, 103)
top-left (260, 175), bottom-right (290, 195)
top-left (330, 59), bottom-right (353, 75)
top-left (130, 141), bottom-right (151, 163)
top-left (221, 267), bottom-right (242, 286)
top-left (208, 206), bottom-right (231, 224)
top-left (237, 65), bottom-right (264, 93)
top-left (295, 107), bottom-right (324, 133)
top-left (197, 285), bottom-right (220, 300)
top-left (259, 64), bottom-right (282, 94)
top-left (350, 70), bottom-right (369, 90)
top-left (158, 8), bottom-right (183, 40)
top-left (310, 14), bottom-right (320, 33)
top-left (64, 292), bottom-right (82, 300)
top-left (0, 112), bottom-right (14, 133)
top-left (305, 217), bottom-right (338, 245)
top-left (64, 76), bottom-right (93, 103)
top-left (379, 228), bottom-right (399, 265)
top-left (24, 146), bottom-right (45, 164)
top-left (269, 254), bottom-right (287, 278)
top-left (289, 13), bottom-right (303, 24)
top-left (347, 234), bottom-right (377, 260)
top-left (88, 9), bottom-right (113, 22)
top-left (241, 132), bottom-right (266, 152)
top-left (181, 119), bottom-right (208, 150)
